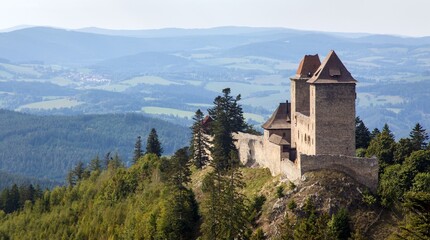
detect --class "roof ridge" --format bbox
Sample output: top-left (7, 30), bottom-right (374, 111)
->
top-left (307, 50), bottom-right (357, 84)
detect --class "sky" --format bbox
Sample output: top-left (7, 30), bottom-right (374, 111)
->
top-left (1, 0), bottom-right (429, 37)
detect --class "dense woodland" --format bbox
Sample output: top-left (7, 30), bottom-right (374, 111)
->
top-left (0, 89), bottom-right (429, 239)
top-left (0, 110), bottom-right (189, 182)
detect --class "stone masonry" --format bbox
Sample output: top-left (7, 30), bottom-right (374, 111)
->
top-left (234, 50), bottom-right (378, 192)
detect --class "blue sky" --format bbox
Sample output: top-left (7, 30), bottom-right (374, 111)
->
top-left (1, 0), bottom-right (429, 36)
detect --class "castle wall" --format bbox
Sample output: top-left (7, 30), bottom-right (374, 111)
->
top-left (311, 84), bottom-right (356, 156)
top-left (291, 78), bottom-right (310, 149)
top-left (234, 132), bottom-right (301, 177)
top-left (300, 154), bottom-right (378, 192)
top-left (294, 112), bottom-right (315, 155)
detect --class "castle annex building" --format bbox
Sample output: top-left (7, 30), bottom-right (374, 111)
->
top-left (235, 50), bottom-right (378, 191)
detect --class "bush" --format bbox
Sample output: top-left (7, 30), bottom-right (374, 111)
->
top-left (276, 185), bottom-right (285, 198)
top-left (287, 200), bottom-right (297, 210)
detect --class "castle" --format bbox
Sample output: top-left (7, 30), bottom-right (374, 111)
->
top-left (235, 50), bottom-right (379, 192)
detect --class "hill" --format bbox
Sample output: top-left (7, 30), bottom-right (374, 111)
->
top-left (0, 110), bottom-right (189, 182)
top-left (1, 26), bottom-right (430, 137)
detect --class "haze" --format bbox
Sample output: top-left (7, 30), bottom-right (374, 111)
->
top-left (1, 0), bottom-right (429, 37)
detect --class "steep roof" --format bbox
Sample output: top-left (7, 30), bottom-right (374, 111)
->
top-left (262, 102), bottom-right (291, 130)
top-left (307, 50), bottom-right (357, 84)
top-left (294, 54), bottom-right (321, 79)
top-left (268, 134), bottom-right (290, 145)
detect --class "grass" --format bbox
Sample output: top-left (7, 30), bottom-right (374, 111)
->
top-left (241, 168), bottom-right (274, 199)
top-left (0, 63), bottom-right (41, 77)
top-left (142, 106), bottom-right (195, 118)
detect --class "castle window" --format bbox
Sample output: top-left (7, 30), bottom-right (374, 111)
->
top-left (282, 145), bottom-right (289, 152)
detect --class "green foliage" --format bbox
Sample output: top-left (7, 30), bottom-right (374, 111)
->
top-left (409, 123), bottom-right (429, 151)
top-left (356, 148), bottom-right (367, 157)
top-left (412, 172), bottom-right (430, 192)
top-left (190, 109), bottom-right (209, 169)
top-left (277, 185), bottom-right (285, 198)
top-left (251, 228), bottom-right (266, 240)
top-left (328, 208), bottom-right (351, 240)
top-left (0, 153), bottom-right (199, 239)
top-left (146, 128), bottom-right (163, 157)
top-left (249, 195), bottom-right (267, 225)
top-left (394, 191), bottom-right (430, 239)
top-left (0, 110), bottom-right (189, 182)
top-left (355, 116), bottom-right (371, 149)
top-left (362, 191), bottom-right (377, 206)
top-left (393, 138), bottom-right (414, 164)
top-left (287, 200), bottom-right (297, 210)
top-left (133, 135), bottom-right (143, 164)
top-left (366, 124), bottom-right (396, 172)
top-left (200, 88), bottom-right (250, 240)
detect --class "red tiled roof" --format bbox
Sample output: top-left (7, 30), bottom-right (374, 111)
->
top-left (294, 54), bottom-right (321, 79)
top-left (307, 50), bottom-right (357, 84)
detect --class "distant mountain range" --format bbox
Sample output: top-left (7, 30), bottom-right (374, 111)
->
top-left (0, 26), bottom-right (429, 142)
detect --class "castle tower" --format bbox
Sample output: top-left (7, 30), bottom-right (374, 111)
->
top-left (307, 50), bottom-right (357, 156)
top-left (290, 55), bottom-right (320, 151)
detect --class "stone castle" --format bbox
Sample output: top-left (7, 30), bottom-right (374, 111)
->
top-left (234, 50), bottom-right (378, 192)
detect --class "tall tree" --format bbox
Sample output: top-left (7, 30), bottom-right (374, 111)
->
top-left (355, 116), bottom-right (371, 149)
top-left (370, 128), bottom-right (380, 140)
top-left (89, 155), bottom-right (102, 172)
top-left (409, 123), bottom-right (429, 151)
top-left (394, 138), bottom-right (414, 164)
top-left (190, 109), bottom-right (209, 169)
top-left (133, 136), bottom-right (143, 164)
top-left (146, 128), bottom-right (163, 157)
top-left (366, 124), bottom-right (396, 172)
top-left (201, 88), bottom-right (250, 240)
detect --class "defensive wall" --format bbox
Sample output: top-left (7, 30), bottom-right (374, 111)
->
top-left (233, 132), bottom-right (378, 192)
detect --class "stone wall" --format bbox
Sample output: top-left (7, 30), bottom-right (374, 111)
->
top-left (311, 84), bottom-right (356, 156)
top-left (234, 132), bottom-right (290, 176)
top-left (300, 154), bottom-right (378, 192)
top-left (294, 112), bottom-right (315, 155)
top-left (291, 78), bottom-right (310, 149)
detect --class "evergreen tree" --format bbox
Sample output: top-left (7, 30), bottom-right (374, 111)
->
top-left (395, 191), bottom-right (430, 239)
top-left (370, 128), bottom-right (380, 140)
top-left (89, 155), bottom-right (102, 172)
top-left (366, 124), bottom-right (396, 171)
top-left (355, 117), bottom-right (371, 149)
top-left (328, 208), bottom-right (351, 240)
top-left (394, 138), bottom-right (414, 164)
top-left (409, 123), bottom-right (429, 151)
top-left (146, 128), bottom-right (163, 157)
top-left (190, 109), bottom-right (209, 169)
top-left (201, 88), bottom-right (250, 240)
top-left (133, 136), bottom-right (143, 164)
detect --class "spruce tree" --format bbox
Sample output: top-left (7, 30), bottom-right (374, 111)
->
top-left (355, 116), bottom-right (371, 149)
top-left (201, 88), bottom-right (249, 240)
top-left (146, 128), bottom-right (163, 157)
top-left (366, 124), bottom-right (396, 172)
top-left (190, 109), bottom-right (209, 168)
top-left (133, 136), bottom-right (143, 164)
top-left (409, 123), bottom-right (429, 151)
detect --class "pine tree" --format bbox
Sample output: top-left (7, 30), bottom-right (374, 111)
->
top-left (370, 128), bottom-right (380, 140)
top-left (133, 136), bottom-right (143, 164)
top-left (146, 128), bottom-right (163, 157)
top-left (89, 155), bottom-right (102, 172)
top-left (355, 117), bottom-right (371, 149)
top-left (201, 88), bottom-right (250, 240)
top-left (409, 123), bottom-right (429, 151)
top-left (366, 124), bottom-right (396, 171)
top-left (190, 109), bottom-right (209, 169)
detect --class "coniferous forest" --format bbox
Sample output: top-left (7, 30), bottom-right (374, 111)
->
top-left (0, 89), bottom-right (429, 239)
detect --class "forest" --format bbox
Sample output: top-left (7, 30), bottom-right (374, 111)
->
top-left (0, 89), bottom-right (429, 239)
top-left (0, 110), bottom-right (189, 182)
